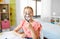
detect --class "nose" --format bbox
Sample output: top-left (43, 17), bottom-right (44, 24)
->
top-left (26, 15), bottom-right (29, 16)
top-left (25, 15), bottom-right (30, 18)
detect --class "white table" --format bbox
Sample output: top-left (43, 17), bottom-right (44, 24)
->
top-left (0, 31), bottom-right (43, 39)
top-left (0, 31), bottom-right (26, 39)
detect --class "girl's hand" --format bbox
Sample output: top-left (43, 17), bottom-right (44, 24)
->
top-left (12, 31), bottom-right (26, 38)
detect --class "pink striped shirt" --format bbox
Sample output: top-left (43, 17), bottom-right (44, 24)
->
top-left (20, 20), bottom-right (42, 37)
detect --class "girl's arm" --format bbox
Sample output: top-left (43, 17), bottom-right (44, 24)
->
top-left (30, 28), bottom-right (39, 39)
top-left (13, 24), bottom-right (26, 37)
top-left (26, 23), bottom-right (38, 39)
top-left (13, 24), bottom-right (22, 32)
top-left (28, 23), bottom-right (42, 39)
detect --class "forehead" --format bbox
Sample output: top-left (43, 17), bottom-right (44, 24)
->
top-left (24, 8), bottom-right (33, 12)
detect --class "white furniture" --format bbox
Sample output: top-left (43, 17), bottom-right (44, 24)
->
top-left (0, 31), bottom-right (43, 39)
top-left (40, 21), bottom-right (60, 39)
top-left (0, 31), bottom-right (25, 39)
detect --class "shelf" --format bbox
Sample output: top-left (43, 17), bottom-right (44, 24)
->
top-left (0, 12), bottom-right (9, 13)
top-left (50, 16), bottom-right (60, 25)
top-left (51, 16), bottom-right (60, 18)
top-left (0, 4), bottom-right (10, 32)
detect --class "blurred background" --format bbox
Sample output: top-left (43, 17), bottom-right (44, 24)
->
top-left (0, 0), bottom-right (60, 39)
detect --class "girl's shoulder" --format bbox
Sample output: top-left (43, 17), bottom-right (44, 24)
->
top-left (33, 20), bottom-right (42, 27)
top-left (20, 19), bottom-right (25, 23)
top-left (33, 20), bottom-right (41, 25)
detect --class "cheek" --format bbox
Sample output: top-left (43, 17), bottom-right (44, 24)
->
top-left (30, 14), bottom-right (33, 17)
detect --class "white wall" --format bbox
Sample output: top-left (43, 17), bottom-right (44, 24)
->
top-left (51, 0), bottom-right (60, 16)
top-left (16, 0), bottom-right (21, 25)
top-left (16, 0), bottom-right (51, 25)
top-left (41, 0), bottom-right (51, 18)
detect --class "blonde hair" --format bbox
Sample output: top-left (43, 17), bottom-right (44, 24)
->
top-left (24, 6), bottom-right (33, 12)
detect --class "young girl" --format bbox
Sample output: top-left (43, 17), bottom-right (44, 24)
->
top-left (13, 6), bottom-right (42, 39)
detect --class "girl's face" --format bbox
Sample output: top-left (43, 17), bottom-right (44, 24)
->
top-left (23, 8), bottom-right (33, 21)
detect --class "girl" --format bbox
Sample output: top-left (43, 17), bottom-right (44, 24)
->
top-left (13, 6), bottom-right (42, 39)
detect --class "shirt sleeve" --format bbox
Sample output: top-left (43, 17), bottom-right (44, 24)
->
top-left (19, 20), bottom-right (25, 27)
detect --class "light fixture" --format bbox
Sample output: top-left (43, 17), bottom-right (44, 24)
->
top-left (53, 12), bottom-right (56, 16)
